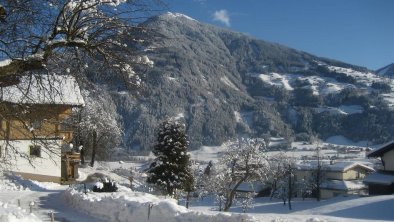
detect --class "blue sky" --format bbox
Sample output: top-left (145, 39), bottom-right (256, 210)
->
top-left (166, 0), bottom-right (394, 70)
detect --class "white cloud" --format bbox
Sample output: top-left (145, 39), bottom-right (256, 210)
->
top-left (213, 9), bottom-right (230, 27)
top-left (194, 0), bottom-right (206, 4)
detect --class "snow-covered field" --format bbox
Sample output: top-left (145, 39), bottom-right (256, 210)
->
top-left (249, 64), bottom-right (394, 110)
top-left (189, 136), bottom-right (370, 163)
top-left (0, 137), bottom-right (392, 222)
top-left (252, 72), bottom-right (354, 96)
top-left (0, 163), bottom-right (393, 222)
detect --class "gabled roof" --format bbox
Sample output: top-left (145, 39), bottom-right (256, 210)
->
top-left (324, 162), bottom-right (374, 173)
top-left (296, 161), bottom-right (374, 173)
top-left (0, 74), bottom-right (84, 106)
top-left (367, 140), bottom-right (394, 158)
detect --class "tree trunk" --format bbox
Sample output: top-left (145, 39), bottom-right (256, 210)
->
top-left (77, 110), bottom-right (84, 165)
top-left (223, 174), bottom-right (248, 212)
top-left (167, 183), bottom-right (173, 196)
top-left (186, 191), bottom-right (190, 209)
top-left (288, 167), bottom-right (292, 210)
top-left (270, 180), bottom-right (277, 200)
top-left (90, 130), bottom-right (97, 167)
top-left (80, 147), bottom-right (85, 165)
top-left (224, 189), bottom-right (236, 211)
top-left (316, 148), bottom-right (321, 202)
top-left (316, 165), bottom-right (321, 201)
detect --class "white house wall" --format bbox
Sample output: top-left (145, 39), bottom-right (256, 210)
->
top-left (382, 149), bottom-right (394, 171)
top-left (0, 140), bottom-right (62, 182)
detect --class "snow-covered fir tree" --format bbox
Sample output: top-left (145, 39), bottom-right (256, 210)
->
top-left (147, 119), bottom-right (194, 196)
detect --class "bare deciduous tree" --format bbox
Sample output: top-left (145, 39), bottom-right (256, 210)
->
top-left (0, 0), bottom-right (161, 86)
top-left (205, 138), bottom-right (268, 212)
top-left (70, 87), bottom-right (122, 167)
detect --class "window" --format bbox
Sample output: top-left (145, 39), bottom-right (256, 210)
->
top-left (31, 119), bottom-right (42, 130)
top-left (29, 145), bottom-right (41, 157)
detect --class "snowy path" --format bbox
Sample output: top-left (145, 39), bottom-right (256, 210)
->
top-left (0, 188), bottom-right (104, 222)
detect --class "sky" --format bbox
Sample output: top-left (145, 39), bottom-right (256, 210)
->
top-left (165, 0), bottom-right (394, 70)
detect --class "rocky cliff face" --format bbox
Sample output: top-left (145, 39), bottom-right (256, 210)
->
top-left (83, 13), bottom-right (394, 151)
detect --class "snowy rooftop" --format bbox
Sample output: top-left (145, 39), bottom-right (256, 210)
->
top-left (235, 181), bottom-right (264, 192)
top-left (367, 140), bottom-right (394, 158)
top-left (364, 172), bottom-right (394, 185)
top-left (297, 161), bottom-right (374, 173)
top-left (321, 180), bottom-right (367, 191)
top-left (0, 74), bottom-right (84, 106)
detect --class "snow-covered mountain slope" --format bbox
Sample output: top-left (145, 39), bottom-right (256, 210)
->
top-left (82, 12), bottom-right (394, 151)
top-left (376, 63), bottom-right (394, 78)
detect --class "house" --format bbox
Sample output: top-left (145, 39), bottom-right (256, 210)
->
top-left (295, 161), bottom-right (374, 199)
top-left (364, 141), bottom-right (394, 195)
top-left (0, 74), bottom-right (84, 183)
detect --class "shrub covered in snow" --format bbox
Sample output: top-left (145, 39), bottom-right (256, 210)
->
top-left (93, 179), bottom-right (118, 192)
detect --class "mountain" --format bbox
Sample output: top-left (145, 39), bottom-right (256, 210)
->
top-left (83, 13), bottom-right (394, 152)
top-left (376, 63), bottom-right (394, 78)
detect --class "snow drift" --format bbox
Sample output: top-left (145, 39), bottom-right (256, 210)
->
top-left (63, 187), bottom-right (254, 222)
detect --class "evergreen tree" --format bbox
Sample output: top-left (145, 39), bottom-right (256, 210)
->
top-left (147, 119), bottom-right (194, 196)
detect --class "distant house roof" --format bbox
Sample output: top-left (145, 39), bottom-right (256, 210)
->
top-left (296, 161), bottom-right (374, 173)
top-left (234, 181), bottom-right (264, 193)
top-left (0, 74), bottom-right (84, 106)
top-left (324, 162), bottom-right (374, 173)
top-left (364, 172), bottom-right (394, 185)
top-left (321, 180), bottom-right (367, 191)
top-left (367, 141), bottom-right (394, 158)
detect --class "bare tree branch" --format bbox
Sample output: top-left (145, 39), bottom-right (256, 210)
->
top-left (0, 0), bottom-right (163, 86)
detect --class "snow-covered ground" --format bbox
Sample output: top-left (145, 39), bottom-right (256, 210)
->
top-left (252, 72), bottom-right (354, 96)
top-left (189, 136), bottom-right (370, 163)
top-left (381, 92), bottom-right (394, 110)
top-left (0, 149), bottom-right (392, 222)
top-left (326, 65), bottom-right (382, 87)
top-left (314, 105), bottom-right (364, 115)
top-left (249, 65), bottom-right (394, 110)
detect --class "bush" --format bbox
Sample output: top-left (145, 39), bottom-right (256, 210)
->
top-left (93, 179), bottom-right (118, 192)
top-left (371, 82), bottom-right (392, 93)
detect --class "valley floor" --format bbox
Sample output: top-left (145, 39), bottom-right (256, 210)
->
top-left (0, 161), bottom-right (393, 222)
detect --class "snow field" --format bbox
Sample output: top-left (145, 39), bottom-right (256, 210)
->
top-left (255, 72), bottom-right (352, 96)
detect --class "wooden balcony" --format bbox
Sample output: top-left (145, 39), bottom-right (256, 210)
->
top-left (59, 131), bottom-right (73, 143)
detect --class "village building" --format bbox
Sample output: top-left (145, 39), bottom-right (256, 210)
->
top-left (0, 74), bottom-right (84, 183)
top-left (296, 161), bottom-right (374, 199)
top-left (364, 140), bottom-right (394, 195)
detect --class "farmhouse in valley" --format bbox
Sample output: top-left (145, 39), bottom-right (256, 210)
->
top-left (364, 141), bottom-right (394, 195)
top-left (296, 161), bottom-right (374, 199)
top-left (0, 74), bottom-right (84, 183)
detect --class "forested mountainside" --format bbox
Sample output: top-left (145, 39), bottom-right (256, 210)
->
top-left (376, 63), bottom-right (394, 78)
top-left (82, 13), bottom-right (394, 151)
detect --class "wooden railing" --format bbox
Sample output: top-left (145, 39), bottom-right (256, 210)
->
top-left (59, 131), bottom-right (73, 143)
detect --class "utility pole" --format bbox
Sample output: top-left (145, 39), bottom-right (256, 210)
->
top-left (288, 164), bottom-right (292, 210)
